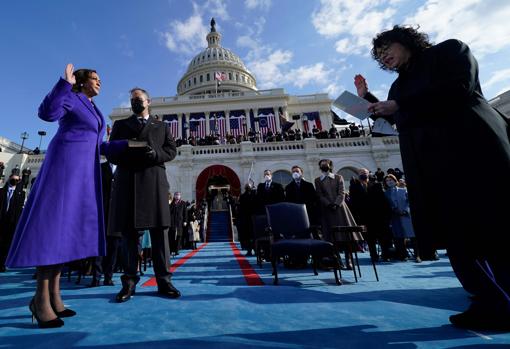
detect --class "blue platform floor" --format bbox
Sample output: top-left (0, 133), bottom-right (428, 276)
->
top-left (1, 242), bottom-right (509, 348)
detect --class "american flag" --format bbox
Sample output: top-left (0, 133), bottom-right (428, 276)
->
top-left (303, 112), bottom-right (322, 133)
top-left (209, 115), bottom-right (226, 137)
top-left (162, 114), bottom-right (179, 138)
top-left (189, 117), bottom-right (206, 138)
top-left (258, 112), bottom-right (277, 135)
top-left (229, 115), bottom-right (245, 137)
top-left (214, 71), bottom-right (227, 81)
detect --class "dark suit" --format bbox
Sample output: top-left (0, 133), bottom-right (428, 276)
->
top-left (107, 114), bottom-right (177, 288)
top-left (92, 162), bottom-right (120, 282)
top-left (348, 179), bottom-right (392, 260)
top-left (169, 200), bottom-right (187, 254)
top-left (285, 179), bottom-right (319, 225)
top-left (255, 181), bottom-right (285, 214)
top-left (0, 183), bottom-right (25, 269)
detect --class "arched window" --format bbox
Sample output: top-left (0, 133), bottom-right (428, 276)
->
top-left (272, 170), bottom-right (292, 187)
top-left (337, 167), bottom-right (359, 192)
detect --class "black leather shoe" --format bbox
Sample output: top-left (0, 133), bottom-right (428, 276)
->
top-left (103, 279), bottom-right (115, 286)
top-left (88, 278), bottom-right (101, 287)
top-left (157, 282), bottom-right (181, 299)
top-left (115, 275), bottom-right (139, 303)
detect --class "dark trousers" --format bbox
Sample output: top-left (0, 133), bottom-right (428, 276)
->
top-left (448, 245), bottom-right (510, 316)
top-left (93, 236), bottom-right (121, 280)
top-left (121, 228), bottom-right (171, 287)
top-left (0, 224), bottom-right (15, 267)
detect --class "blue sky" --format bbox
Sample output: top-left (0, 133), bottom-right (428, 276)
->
top-left (2, 0), bottom-right (510, 149)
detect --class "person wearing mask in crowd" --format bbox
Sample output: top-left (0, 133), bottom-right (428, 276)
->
top-left (107, 87), bottom-right (180, 303)
top-left (348, 168), bottom-right (393, 262)
top-left (169, 192), bottom-right (187, 255)
top-left (11, 165), bottom-right (20, 176)
top-left (367, 25), bottom-right (510, 330)
top-left (384, 174), bottom-right (420, 263)
top-left (314, 159), bottom-right (357, 269)
top-left (375, 168), bottom-right (385, 182)
top-left (285, 166), bottom-right (319, 226)
top-left (6, 64), bottom-right (106, 328)
top-left (237, 184), bottom-right (257, 256)
top-left (255, 170), bottom-right (285, 214)
top-left (21, 167), bottom-right (31, 189)
top-left (0, 175), bottom-right (25, 272)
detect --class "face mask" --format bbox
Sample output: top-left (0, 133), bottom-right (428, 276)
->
top-left (131, 98), bottom-right (145, 114)
top-left (320, 165), bottom-right (330, 172)
top-left (386, 180), bottom-right (396, 187)
top-left (292, 172), bottom-right (301, 180)
top-left (359, 174), bottom-right (368, 181)
top-left (8, 179), bottom-right (18, 186)
top-left (264, 175), bottom-right (271, 182)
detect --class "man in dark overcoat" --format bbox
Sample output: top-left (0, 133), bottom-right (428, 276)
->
top-left (255, 169), bottom-right (285, 214)
top-left (90, 160), bottom-right (120, 286)
top-left (285, 165), bottom-right (319, 225)
top-left (169, 192), bottom-right (187, 255)
top-left (0, 175), bottom-right (25, 271)
top-left (107, 87), bottom-right (179, 302)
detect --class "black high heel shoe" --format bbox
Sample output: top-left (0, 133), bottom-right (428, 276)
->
top-left (52, 306), bottom-right (76, 318)
top-left (29, 298), bottom-right (64, 328)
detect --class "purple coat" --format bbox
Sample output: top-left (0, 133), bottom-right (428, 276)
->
top-left (6, 78), bottom-right (106, 267)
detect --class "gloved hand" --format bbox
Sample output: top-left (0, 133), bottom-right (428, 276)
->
top-left (145, 146), bottom-right (156, 161)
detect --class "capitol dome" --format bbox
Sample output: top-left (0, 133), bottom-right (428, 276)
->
top-left (177, 18), bottom-right (257, 96)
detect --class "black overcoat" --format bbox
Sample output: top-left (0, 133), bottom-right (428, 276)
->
top-left (285, 179), bottom-right (320, 225)
top-left (388, 39), bottom-right (510, 256)
top-left (107, 115), bottom-right (177, 235)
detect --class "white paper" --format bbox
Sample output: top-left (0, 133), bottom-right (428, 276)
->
top-left (372, 118), bottom-right (398, 135)
top-left (333, 91), bottom-right (371, 120)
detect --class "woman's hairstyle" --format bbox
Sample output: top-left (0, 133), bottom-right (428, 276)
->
top-left (371, 25), bottom-right (432, 71)
top-left (71, 69), bottom-right (97, 92)
top-left (384, 174), bottom-right (398, 182)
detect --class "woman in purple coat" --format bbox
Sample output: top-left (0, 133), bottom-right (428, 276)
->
top-left (6, 64), bottom-right (106, 328)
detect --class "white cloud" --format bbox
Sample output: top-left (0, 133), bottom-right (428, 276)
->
top-left (245, 0), bottom-right (272, 11)
top-left (483, 68), bottom-right (510, 91)
top-left (287, 63), bottom-right (333, 88)
top-left (159, 1), bottom-right (230, 55)
top-left (117, 35), bottom-right (134, 58)
top-left (405, 0), bottom-right (510, 57)
top-left (161, 14), bottom-right (209, 55)
top-left (311, 0), bottom-right (396, 55)
top-left (205, 0), bottom-right (230, 20)
top-left (248, 49), bottom-right (293, 89)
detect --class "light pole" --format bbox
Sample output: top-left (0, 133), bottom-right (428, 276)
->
top-left (37, 130), bottom-right (47, 150)
top-left (19, 132), bottom-right (29, 154)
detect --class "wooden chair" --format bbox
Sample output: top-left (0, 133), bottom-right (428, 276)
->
top-left (330, 225), bottom-right (379, 282)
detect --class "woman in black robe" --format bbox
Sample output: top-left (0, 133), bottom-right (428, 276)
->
top-left (367, 25), bottom-right (510, 331)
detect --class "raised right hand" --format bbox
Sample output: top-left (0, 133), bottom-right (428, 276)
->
top-left (354, 74), bottom-right (368, 97)
top-left (64, 63), bottom-right (76, 85)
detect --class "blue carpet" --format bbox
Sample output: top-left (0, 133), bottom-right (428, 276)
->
top-left (1, 243), bottom-right (509, 348)
top-left (207, 211), bottom-right (230, 242)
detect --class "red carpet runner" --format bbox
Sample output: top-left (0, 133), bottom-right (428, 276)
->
top-left (142, 242), bottom-right (263, 286)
